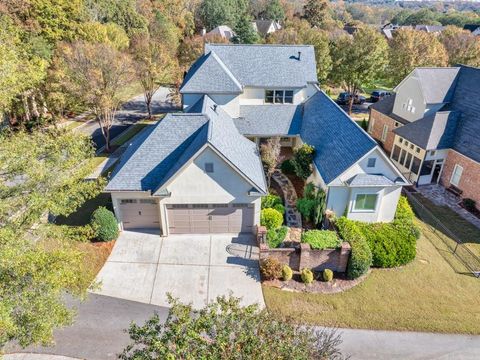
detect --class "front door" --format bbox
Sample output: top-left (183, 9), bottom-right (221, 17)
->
top-left (431, 163), bottom-right (442, 184)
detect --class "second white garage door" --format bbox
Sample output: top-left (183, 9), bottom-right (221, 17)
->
top-left (166, 204), bottom-right (254, 234)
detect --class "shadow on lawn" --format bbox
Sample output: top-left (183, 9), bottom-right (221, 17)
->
top-left (54, 192), bottom-right (113, 226)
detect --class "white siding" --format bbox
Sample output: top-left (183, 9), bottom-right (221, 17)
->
top-left (209, 94), bottom-right (240, 117)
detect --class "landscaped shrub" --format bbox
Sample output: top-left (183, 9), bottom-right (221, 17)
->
top-left (301, 268), bottom-right (314, 284)
top-left (260, 208), bottom-right (283, 230)
top-left (291, 143), bottom-right (315, 180)
top-left (273, 203), bottom-right (285, 215)
top-left (301, 230), bottom-right (341, 249)
top-left (395, 196), bottom-right (415, 222)
top-left (280, 159), bottom-right (295, 175)
top-left (260, 257), bottom-right (282, 280)
top-left (282, 265), bottom-right (293, 281)
top-left (296, 197), bottom-right (316, 221)
top-left (463, 198), bottom-right (477, 212)
top-left (335, 217), bottom-right (372, 279)
top-left (262, 194), bottom-right (282, 209)
top-left (91, 207), bottom-right (118, 242)
top-left (296, 183), bottom-right (326, 226)
top-left (266, 226), bottom-right (288, 248)
top-left (44, 224), bottom-right (95, 242)
top-left (323, 269), bottom-right (334, 282)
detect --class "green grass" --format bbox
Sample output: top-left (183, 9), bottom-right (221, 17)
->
top-left (117, 80), bottom-right (144, 103)
top-left (263, 218), bottom-right (480, 334)
top-left (111, 121), bottom-right (151, 147)
top-left (410, 193), bottom-right (480, 257)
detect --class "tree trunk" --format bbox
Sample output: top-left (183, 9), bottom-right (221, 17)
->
top-left (145, 91), bottom-right (153, 119)
top-left (348, 95), bottom-right (354, 115)
top-left (22, 94), bottom-right (31, 122)
top-left (30, 94), bottom-right (40, 119)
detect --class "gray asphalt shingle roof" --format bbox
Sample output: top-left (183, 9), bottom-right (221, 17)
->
top-left (106, 97), bottom-right (267, 193)
top-left (181, 44), bottom-right (317, 93)
top-left (301, 91), bottom-right (377, 185)
top-left (393, 111), bottom-right (459, 150)
top-left (180, 51), bottom-right (242, 94)
top-left (346, 174), bottom-right (395, 187)
top-left (234, 105), bottom-right (303, 136)
top-left (411, 68), bottom-right (460, 104)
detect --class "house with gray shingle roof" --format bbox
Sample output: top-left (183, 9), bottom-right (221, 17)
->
top-left (369, 65), bottom-right (480, 208)
top-left (107, 44), bottom-right (406, 235)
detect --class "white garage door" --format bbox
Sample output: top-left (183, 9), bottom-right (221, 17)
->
top-left (119, 199), bottom-right (160, 230)
top-left (167, 204), bottom-right (254, 234)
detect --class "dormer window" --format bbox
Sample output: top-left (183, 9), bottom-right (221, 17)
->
top-left (265, 90), bottom-right (293, 104)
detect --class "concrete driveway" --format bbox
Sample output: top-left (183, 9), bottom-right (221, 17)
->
top-left (92, 231), bottom-right (265, 309)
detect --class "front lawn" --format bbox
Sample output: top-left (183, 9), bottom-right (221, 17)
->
top-left (263, 218), bottom-right (480, 334)
top-left (410, 193), bottom-right (480, 257)
top-left (55, 192), bottom-right (113, 226)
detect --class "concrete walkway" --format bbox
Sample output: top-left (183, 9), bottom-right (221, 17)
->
top-left (272, 169), bottom-right (302, 241)
top-left (92, 231), bottom-right (264, 309)
top-left (4, 354), bottom-right (82, 360)
top-left (338, 327), bottom-right (480, 359)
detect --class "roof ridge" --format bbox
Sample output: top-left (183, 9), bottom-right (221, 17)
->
top-left (206, 43), bottom-right (313, 48)
top-left (208, 51), bottom-right (243, 90)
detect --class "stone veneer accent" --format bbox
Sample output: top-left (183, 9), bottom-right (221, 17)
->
top-left (368, 108), bottom-right (398, 155)
top-left (440, 149), bottom-right (480, 206)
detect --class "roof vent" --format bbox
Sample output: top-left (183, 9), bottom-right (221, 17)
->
top-left (298, 51), bottom-right (302, 60)
top-left (212, 104), bottom-right (217, 112)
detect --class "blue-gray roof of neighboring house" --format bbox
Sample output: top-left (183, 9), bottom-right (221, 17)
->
top-left (181, 44), bottom-right (317, 94)
top-left (346, 174), bottom-right (395, 187)
top-left (234, 105), bottom-right (303, 136)
top-left (301, 91), bottom-right (377, 185)
top-left (393, 111), bottom-right (459, 150)
top-left (180, 51), bottom-right (242, 94)
top-left (107, 98), bottom-right (267, 194)
top-left (412, 68), bottom-right (460, 104)
top-left (450, 65), bottom-right (480, 163)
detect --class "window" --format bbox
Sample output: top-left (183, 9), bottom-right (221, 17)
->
top-left (120, 199), bottom-right (137, 204)
top-left (409, 144), bottom-right (414, 150)
top-left (395, 122), bottom-right (400, 127)
top-left (140, 199), bottom-right (156, 204)
top-left (205, 163), bottom-right (214, 173)
top-left (391, 145), bottom-right (401, 161)
top-left (405, 141), bottom-right (409, 146)
top-left (367, 158), bottom-right (376, 168)
top-left (399, 138), bottom-right (403, 144)
top-left (399, 149), bottom-right (406, 165)
top-left (192, 204), bottom-right (210, 208)
top-left (354, 194), bottom-right (378, 211)
top-left (233, 203), bottom-right (252, 208)
top-left (420, 160), bottom-right (434, 176)
top-left (411, 157), bottom-right (421, 174)
top-left (264, 90), bottom-right (293, 104)
top-left (381, 124), bottom-right (388, 141)
top-left (404, 153), bottom-right (412, 169)
top-left (415, 147), bottom-right (420, 153)
top-left (450, 164), bottom-right (463, 186)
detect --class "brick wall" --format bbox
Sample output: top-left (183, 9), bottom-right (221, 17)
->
top-left (259, 242), bottom-right (351, 273)
top-left (440, 149), bottom-right (480, 205)
top-left (368, 109), bottom-right (397, 155)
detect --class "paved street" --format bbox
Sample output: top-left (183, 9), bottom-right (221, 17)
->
top-left (78, 87), bottom-right (177, 149)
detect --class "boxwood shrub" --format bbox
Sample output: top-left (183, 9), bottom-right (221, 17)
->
top-left (301, 230), bottom-right (341, 249)
top-left (91, 207), bottom-right (118, 242)
top-left (261, 194), bottom-right (282, 209)
top-left (260, 208), bottom-right (283, 230)
top-left (267, 226), bottom-right (288, 248)
top-left (335, 217), bottom-right (372, 279)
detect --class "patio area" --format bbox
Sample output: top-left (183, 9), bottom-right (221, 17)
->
top-left (416, 184), bottom-right (480, 229)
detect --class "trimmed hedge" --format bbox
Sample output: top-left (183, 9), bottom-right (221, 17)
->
top-left (261, 208), bottom-right (283, 230)
top-left (335, 217), bottom-right (372, 279)
top-left (282, 265), bottom-right (293, 281)
top-left (273, 203), bottom-right (285, 215)
top-left (323, 269), bottom-right (333, 282)
top-left (260, 257), bottom-right (282, 280)
top-left (267, 226), bottom-right (288, 248)
top-left (301, 268), bottom-right (314, 284)
top-left (301, 230), bottom-right (341, 250)
top-left (91, 207), bottom-right (118, 242)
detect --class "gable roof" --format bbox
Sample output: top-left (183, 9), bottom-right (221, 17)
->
top-left (346, 174), bottom-right (395, 187)
top-left (402, 68), bottom-right (460, 104)
top-left (301, 91), bottom-right (377, 184)
top-left (393, 111), bottom-right (459, 150)
top-left (107, 97), bottom-right (267, 194)
top-left (234, 104), bottom-right (303, 136)
top-left (207, 25), bottom-right (235, 39)
top-left (180, 51), bottom-right (242, 94)
top-left (253, 20), bottom-right (280, 36)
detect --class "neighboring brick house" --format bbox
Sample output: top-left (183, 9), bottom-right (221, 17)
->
top-left (368, 65), bottom-right (480, 207)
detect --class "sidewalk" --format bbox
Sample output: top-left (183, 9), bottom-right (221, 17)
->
top-left (4, 354), bottom-right (82, 360)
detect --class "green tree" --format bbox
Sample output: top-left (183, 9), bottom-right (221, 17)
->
top-left (198, 0), bottom-right (248, 30)
top-left (131, 34), bottom-right (179, 118)
top-left (233, 14), bottom-right (259, 44)
top-left (303, 0), bottom-right (334, 30)
top-left (76, 22), bottom-right (130, 50)
top-left (264, 0), bottom-right (285, 21)
top-left (388, 28), bottom-right (448, 85)
top-left (330, 26), bottom-right (389, 114)
top-left (57, 41), bottom-right (134, 152)
top-left (291, 143), bottom-right (315, 180)
top-left (440, 26), bottom-right (480, 67)
top-left (399, 8), bottom-right (441, 26)
top-left (120, 296), bottom-right (345, 359)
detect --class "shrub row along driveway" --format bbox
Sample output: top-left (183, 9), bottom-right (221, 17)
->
top-left (92, 231), bottom-right (265, 309)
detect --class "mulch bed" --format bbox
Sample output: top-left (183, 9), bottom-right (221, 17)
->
top-left (285, 173), bottom-right (305, 198)
top-left (263, 271), bottom-right (370, 294)
top-left (92, 239), bottom-right (116, 253)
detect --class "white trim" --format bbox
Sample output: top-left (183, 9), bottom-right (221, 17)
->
top-left (450, 164), bottom-right (463, 187)
top-left (381, 124), bottom-right (388, 141)
top-left (351, 193), bottom-right (379, 213)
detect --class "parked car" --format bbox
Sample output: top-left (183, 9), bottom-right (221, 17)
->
top-left (336, 92), bottom-right (366, 105)
top-left (370, 90), bottom-right (392, 103)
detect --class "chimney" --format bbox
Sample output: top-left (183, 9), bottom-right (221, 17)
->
top-left (298, 51), bottom-right (302, 60)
